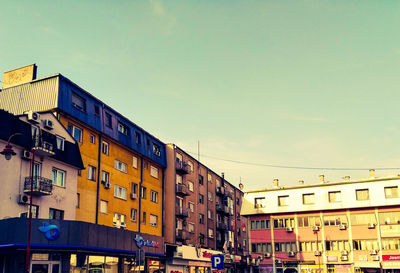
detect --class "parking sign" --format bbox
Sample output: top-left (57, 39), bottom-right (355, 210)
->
top-left (212, 254), bottom-right (224, 269)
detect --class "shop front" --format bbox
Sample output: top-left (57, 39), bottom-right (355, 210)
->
top-left (166, 245), bottom-right (223, 273)
top-left (0, 218), bottom-right (165, 273)
top-left (353, 262), bottom-right (380, 273)
top-left (382, 255), bottom-right (400, 273)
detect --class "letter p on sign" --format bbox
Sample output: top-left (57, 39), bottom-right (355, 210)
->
top-left (212, 254), bottom-right (224, 269)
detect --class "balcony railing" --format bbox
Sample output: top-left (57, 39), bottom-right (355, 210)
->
top-left (176, 184), bottom-right (189, 196)
top-left (24, 176), bottom-right (53, 195)
top-left (32, 135), bottom-right (55, 157)
top-left (217, 222), bottom-right (227, 230)
top-left (176, 159), bottom-right (190, 174)
top-left (175, 206), bottom-right (189, 218)
top-left (175, 229), bottom-right (188, 241)
top-left (216, 203), bottom-right (229, 214)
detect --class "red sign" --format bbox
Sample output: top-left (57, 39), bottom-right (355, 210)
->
top-left (170, 271), bottom-right (182, 273)
top-left (203, 251), bottom-right (213, 258)
top-left (383, 255), bottom-right (400, 261)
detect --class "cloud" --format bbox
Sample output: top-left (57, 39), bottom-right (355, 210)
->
top-left (149, 0), bottom-right (165, 15)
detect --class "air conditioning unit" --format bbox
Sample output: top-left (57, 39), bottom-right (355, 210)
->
top-left (368, 223), bottom-right (376, 229)
top-left (339, 223), bottom-right (347, 230)
top-left (314, 251), bottom-right (322, 256)
top-left (341, 255), bottom-right (348, 261)
top-left (18, 194), bottom-right (29, 204)
top-left (372, 255), bottom-right (380, 261)
top-left (312, 226), bottom-right (320, 231)
top-left (288, 251), bottom-right (295, 257)
top-left (104, 182), bottom-right (111, 189)
top-left (130, 193), bottom-right (137, 200)
top-left (342, 250), bottom-right (348, 255)
top-left (27, 111), bottom-right (40, 123)
top-left (21, 150), bottom-right (31, 160)
top-left (370, 250), bottom-right (378, 255)
top-left (286, 227), bottom-right (293, 232)
top-left (43, 119), bottom-right (54, 129)
top-left (264, 252), bottom-right (271, 258)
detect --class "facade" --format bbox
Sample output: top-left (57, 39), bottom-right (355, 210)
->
top-left (241, 173), bottom-right (400, 273)
top-left (0, 65), bottom-right (167, 272)
top-left (164, 144), bottom-right (249, 273)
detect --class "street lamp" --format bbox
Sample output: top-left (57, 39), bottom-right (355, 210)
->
top-left (1, 132), bottom-right (34, 273)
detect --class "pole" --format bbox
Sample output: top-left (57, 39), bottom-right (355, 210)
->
top-left (315, 230), bottom-right (321, 273)
top-left (26, 149), bottom-right (35, 273)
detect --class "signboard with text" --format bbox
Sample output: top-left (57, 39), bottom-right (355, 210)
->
top-left (212, 254), bottom-right (224, 269)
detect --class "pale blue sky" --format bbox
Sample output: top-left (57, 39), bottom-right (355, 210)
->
top-left (1, 1), bottom-right (400, 190)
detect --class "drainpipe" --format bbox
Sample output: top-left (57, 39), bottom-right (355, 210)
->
top-left (161, 167), bottom-right (165, 237)
top-left (95, 134), bottom-right (102, 224)
top-left (138, 157), bottom-right (144, 233)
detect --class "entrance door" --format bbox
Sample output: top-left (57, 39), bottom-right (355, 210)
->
top-left (31, 261), bottom-right (60, 273)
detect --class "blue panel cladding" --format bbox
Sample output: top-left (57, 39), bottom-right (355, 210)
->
top-left (57, 76), bottom-right (166, 167)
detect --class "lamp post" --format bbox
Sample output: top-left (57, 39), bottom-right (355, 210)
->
top-left (1, 133), bottom-right (34, 273)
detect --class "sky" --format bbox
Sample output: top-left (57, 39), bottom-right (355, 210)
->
top-left (1, 1), bottom-right (400, 191)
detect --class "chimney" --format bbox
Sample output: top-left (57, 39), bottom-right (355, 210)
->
top-left (369, 169), bottom-right (375, 179)
top-left (344, 176), bottom-right (351, 181)
top-left (221, 173), bottom-right (225, 179)
top-left (319, 175), bottom-right (325, 183)
top-left (239, 183), bottom-right (244, 190)
top-left (299, 180), bottom-right (304, 185)
top-left (273, 179), bottom-right (279, 188)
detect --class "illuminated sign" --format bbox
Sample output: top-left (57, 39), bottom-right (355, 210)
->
top-left (135, 234), bottom-right (159, 248)
top-left (203, 251), bottom-right (213, 258)
top-left (38, 222), bottom-right (60, 240)
top-left (383, 255), bottom-right (400, 261)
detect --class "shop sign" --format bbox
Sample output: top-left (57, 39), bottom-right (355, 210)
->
top-left (38, 222), bottom-right (60, 240)
top-left (135, 234), bottom-right (159, 248)
top-left (335, 265), bottom-right (351, 273)
top-left (383, 255), bottom-right (400, 261)
top-left (354, 262), bottom-right (380, 268)
top-left (382, 261), bottom-right (400, 269)
top-left (203, 251), bottom-right (213, 258)
top-left (381, 225), bottom-right (400, 237)
top-left (170, 271), bottom-right (182, 273)
top-left (358, 255), bottom-right (368, 261)
top-left (300, 265), bottom-right (323, 273)
top-left (326, 256), bottom-right (338, 262)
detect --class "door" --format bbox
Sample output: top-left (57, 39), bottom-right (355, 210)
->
top-left (31, 261), bottom-right (60, 273)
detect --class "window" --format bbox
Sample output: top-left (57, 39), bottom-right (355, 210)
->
top-left (176, 174), bottom-right (183, 184)
top-left (188, 202), bottom-right (195, 213)
top-left (131, 183), bottom-right (138, 194)
top-left (90, 135), bottom-right (95, 144)
top-left (353, 240), bottom-right (379, 250)
top-left (113, 213), bottom-right (126, 227)
top-left (100, 200), bottom-right (108, 214)
top-left (273, 218), bottom-right (295, 228)
top-left (385, 186), bottom-right (399, 198)
top-left (150, 165), bottom-right (159, 179)
top-left (114, 185), bottom-right (127, 200)
top-left (118, 122), bottom-right (129, 135)
top-left (67, 124), bottom-right (82, 142)
top-left (105, 113), bottom-right (112, 128)
top-left (77, 193), bottom-right (80, 208)
top-left (150, 191), bottom-right (158, 203)
top-left (150, 214), bottom-right (158, 227)
top-left (52, 168), bottom-right (66, 187)
top-left (87, 165), bottom-right (96, 181)
top-left (132, 156), bottom-right (138, 169)
top-left (199, 194), bottom-right (204, 204)
top-left (382, 238), bottom-right (400, 250)
top-left (153, 144), bottom-right (161, 156)
top-left (199, 233), bottom-right (205, 245)
top-left (255, 197), bottom-right (266, 208)
top-left (250, 219), bottom-right (271, 230)
top-left (187, 161), bottom-right (193, 172)
top-left (323, 215), bottom-right (347, 226)
top-left (251, 243), bottom-right (272, 253)
top-left (208, 228), bottom-right (214, 238)
top-left (329, 191), bottom-right (341, 202)
top-left (208, 174), bottom-right (212, 183)
top-left (188, 181), bottom-right (194, 192)
top-left (199, 213), bottom-right (205, 224)
top-left (299, 241), bottom-right (322, 252)
top-left (56, 136), bottom-right (65, 150)
top-left (101, 170), bottom-right (109, 183)
top-left (102, 141), bottom-right (109, 155)
top-left (141, 186), bottom-right (147, 199)
top-left (298, 216), bottom-right (321, 227)
top-left (188, 223), bottom-right (195, 233)
top-left (356, 189), bottom-right (370, 201)
top-left (135, 132), bottom-right (141, 145)
top-left (49, 208), bottom-right (64, 220)
top-left (20, 205), bottom-right (39, 219)
top-left (350, 213), bottom-right (376, 225)
top-left (131, 208), bottom-right (137, 222)
top-left (199, 175), bottom-right (204, 185)
top-left (94, 105), bottom-right (100, 116)
top-left (325, 240), bottom-right (350, 251)
top-left (278, 195), bottom-right (289, 206)
top-left (303, 193), bottom-right (315, 205)
top-left (379, 211), bottom-right (400, 225)
top-left (72, 92), bottom-right (86, 112)
top-left (208, 209), bottom-right (213, 220)
top-left (142, 212), bottom-right (146, 224)
top-left (208, 191), bottom-right (213, 201)
top-left (114, 160), bottom-right (127, 173)
top-left (275, 242), bottom-right (296, 252)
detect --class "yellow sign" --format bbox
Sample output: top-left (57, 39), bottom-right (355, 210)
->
top-left (381, 225), bottom-right (400, 237)
top-left (3, 64), bottom-right (37, 89)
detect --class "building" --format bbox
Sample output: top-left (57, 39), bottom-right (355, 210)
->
top-left (0, 65), bottom-right (166, 272)
top-left (241, 172), bottom-right (400, 273)
top-left (164, 144), bottom-right (249, 273)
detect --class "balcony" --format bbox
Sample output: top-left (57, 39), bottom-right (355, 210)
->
top-left (175, 206), bottom-right (189, 218)
top-left (176, 184), bottom-right (189, 196)
top-left (176, 229), bottom-right (188, 242)
top-left (176, 159), bottom-right (190, 174)
top-left (216, 203), bottom-right (229, 215)
top-left (216, 186), bottom-right (225, 196)
top-left (32, 135), bottom-right (55, 157)
top-left (217, 222), bottom-right (227, 230)
top-left (24, 176), bottom-right (53, 196)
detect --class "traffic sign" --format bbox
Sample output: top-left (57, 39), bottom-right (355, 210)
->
top-left (212, 254), bottom-right (224, 269)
